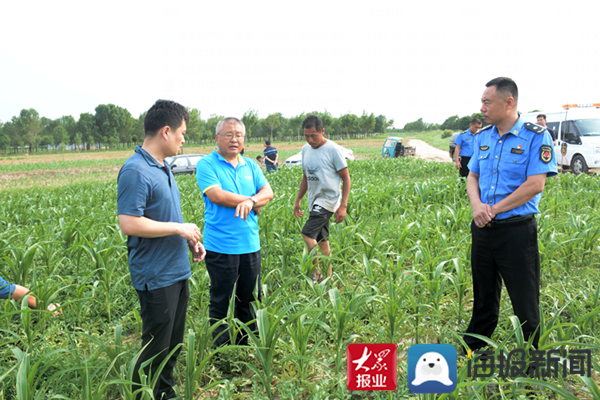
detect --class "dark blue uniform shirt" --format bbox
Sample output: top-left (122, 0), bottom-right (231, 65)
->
top-left (117, 146), bottom-right (191, 291)
top-left (467, 117), bottom-right (558, 220)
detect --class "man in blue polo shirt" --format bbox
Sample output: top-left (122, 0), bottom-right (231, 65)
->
top-left (117, 100), bottom-right (205, 399)
top-left (263, 140), bottom-right (278, 172)
top-left (463, 78), bottom-right (557, 355)
top-left (196, 117), bottom-right (273, 346)
top-left (454, 117), bottom-right (482, 178)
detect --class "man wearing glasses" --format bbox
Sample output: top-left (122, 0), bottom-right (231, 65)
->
top-left (196, 117), bottom-right (273, 346)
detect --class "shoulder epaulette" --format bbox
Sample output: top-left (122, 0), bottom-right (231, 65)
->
top-left (477, 125), bottom-right (492, 134)
top-left (524, 122), bottom-right (545, 134)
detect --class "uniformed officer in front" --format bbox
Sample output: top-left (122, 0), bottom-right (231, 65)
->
top-left (454, 117), bottom-right (483, 178)
top-left (463, 77), bottom-right (557, 353)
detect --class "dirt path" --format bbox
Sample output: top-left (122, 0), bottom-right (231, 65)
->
top-left (409, 139), bottom-right (451, 163)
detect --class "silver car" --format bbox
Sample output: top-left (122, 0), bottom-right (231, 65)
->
top-left (164, 154), bottom-right (206, 175)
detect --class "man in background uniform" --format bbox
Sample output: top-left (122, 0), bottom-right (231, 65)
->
top-left (454, 118), bottom-right (483, 178)
top-left (464, 77), bottom-right (557, 354)
top-left (537, 114), bottom-right (557, 146)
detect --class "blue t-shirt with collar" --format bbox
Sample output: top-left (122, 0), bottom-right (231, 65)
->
top-left (117, 146), bottom-right (191, 291)
top-left (468, 117), bottom-right (557, 220)
top-left (196, 150), bottom-right (268, 254)
top-left (0, 275), bottom-right (15, 299)
top-left (455, 129), bottom-right (478, 157)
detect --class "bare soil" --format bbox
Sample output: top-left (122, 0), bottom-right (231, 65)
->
top-left (409, 139), bottom-right (452, 163)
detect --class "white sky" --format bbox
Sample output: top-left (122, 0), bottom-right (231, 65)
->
top-left (1, 0), bottom-right (599, 128)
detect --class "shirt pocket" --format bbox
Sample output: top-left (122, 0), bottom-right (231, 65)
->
top-left (500, 150), bottom-right (528, 183)
top-left (477, 151), bottom-right (491, 167)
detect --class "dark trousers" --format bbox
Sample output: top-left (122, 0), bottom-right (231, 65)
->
top-left (459, 156), bottom-right (471, 178)
top-left (266, 163), bottom-right (278, 172)
top-left (205, 250), bottom-right (261, 346)
top-left (134, 280), bottom-right (189, 400)
top-left (464, 218), bottom-right (540, 350)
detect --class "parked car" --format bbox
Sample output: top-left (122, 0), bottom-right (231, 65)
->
top-left (449, 132), bottom-right (461, 162)
top-left (381, 137), bottom-right (415, 158)
top-left (164, 154), bottom-right (206, 175)
top-left (285, 146), bottom-right (355, 166)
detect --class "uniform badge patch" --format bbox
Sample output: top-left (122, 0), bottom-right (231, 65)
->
top-left (480, 146), bottom-right (489, 151)
top-left (540, 145), bottom-right (553, 163)
top-left (511, 148), bottom-right (524, 154)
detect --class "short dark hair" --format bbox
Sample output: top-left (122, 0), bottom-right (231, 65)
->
top-left (144, 100), bottom-right (189, 137)
top-left (264, 140), bottom-right (271, 146)
top-left (471, 117), bottom-right (482, 125)
top-left (256, 155), bottom-right (263, 160)
top-left (486, 77), bottom-right (518, 104)
top-left (302, 115), bottom-right (323, 132)
top-left (537, 114), bottom-right (547, 120)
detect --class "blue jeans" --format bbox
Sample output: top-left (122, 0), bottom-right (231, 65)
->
top-left (266, 163), bottom-right (277, 172)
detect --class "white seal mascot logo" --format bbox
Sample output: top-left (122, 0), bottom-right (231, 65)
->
top-left (412, 351), bottom-right (453, 386)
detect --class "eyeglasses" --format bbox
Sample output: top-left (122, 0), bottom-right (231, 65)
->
top-left (219, 133), bottom-right (245, 141)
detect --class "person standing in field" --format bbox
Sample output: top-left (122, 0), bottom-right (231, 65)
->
top-left (196, 117), bottom-right (273, 346)
top-left (263, 140), bottom-right (278, 172)
top-left (454, 118), bottom-right (482, 178)
top-left (537, 114), bottom-right (557, 146)
top-left (294, 115), bottom-right (351, 283)
top-left (463, 77), bottom-right (557, 354)
top-left (117, 99), bottom-right (205, 400)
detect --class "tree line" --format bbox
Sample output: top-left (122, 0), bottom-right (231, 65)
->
top-left (400, 112), bottom-right (484, 133)
top-left (0, 105), bottom-right (395, 153)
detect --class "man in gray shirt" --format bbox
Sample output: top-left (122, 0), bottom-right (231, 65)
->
top-left (294, 115), bottom-right (351, 282)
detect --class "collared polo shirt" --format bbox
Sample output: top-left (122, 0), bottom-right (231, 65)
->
top-left (196, 150), bottom-right (268, 254)
top-left (263, 146), bottom-right (278, 166)
top-left (468, 117), bottom-right (557, 220)
top-left (455, 129), bottom-right (478, 157)
top-left (117, 146), bottom-right (190, 291)
top-left (0, 275), bottom-right (15, 299)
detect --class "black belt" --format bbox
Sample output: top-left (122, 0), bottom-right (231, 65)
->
top-left (484, 214), bottom-right (534, 229)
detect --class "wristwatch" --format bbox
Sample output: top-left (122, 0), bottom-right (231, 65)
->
top-left (249, 196), bottom-right (258, 206)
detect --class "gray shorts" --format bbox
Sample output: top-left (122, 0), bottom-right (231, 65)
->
top-left (301, 205), bottom-right (333, 242)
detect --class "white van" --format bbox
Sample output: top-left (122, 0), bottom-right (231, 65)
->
top-left (521, 104), bottom-right (600, 174)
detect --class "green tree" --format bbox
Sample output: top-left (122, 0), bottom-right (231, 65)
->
top-left (264, 113), bottom-right (282, 142)
top-left (289, 113), bottom-right (305, 142)
top-left (94, 104), bottom-right (130, 149)
top-left (440, 115), bottom-right (460, 131)
top-left (185, 108), bottom-right (204, 144)
top-left (339, 113), bottom-right (358, 137)
top-left (206, 114), bottom-right (224, 140)
top-left (77, 112), bottom-right (96, 149)
top-left (242, 109), bottom-right (259, 139)
top-left (58, 115), bottom-right (77, 144)
top-left (53, 125), bottom-right (69, 147)
top-left (358, 111), bottom-right (376, 135)
top-left (15, 109), bottom-right (43, 152)
top-left (0, 122), bottom-right (8, 151)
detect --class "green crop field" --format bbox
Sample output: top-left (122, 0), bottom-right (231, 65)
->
top-left (1, 142), bottom-right (600, 399)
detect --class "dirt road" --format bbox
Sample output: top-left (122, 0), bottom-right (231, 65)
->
top-left (409, 139), bottom-right (451, 163)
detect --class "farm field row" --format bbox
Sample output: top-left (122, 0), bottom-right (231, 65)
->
top-left (1, 148), bottom-right (599, 399)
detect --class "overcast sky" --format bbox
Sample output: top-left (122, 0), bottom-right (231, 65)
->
top-left (1, 0), bottom-right (599, 128)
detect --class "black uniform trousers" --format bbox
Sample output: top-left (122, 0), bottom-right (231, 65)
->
top-left (459, 156), bottom-right (471, 178)
top-left (134, 279), bottom-right (189, 400)
top-left (205, 250), bottom-right (261, 346)
top-left (464, 217), bottom-right (540, 351)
